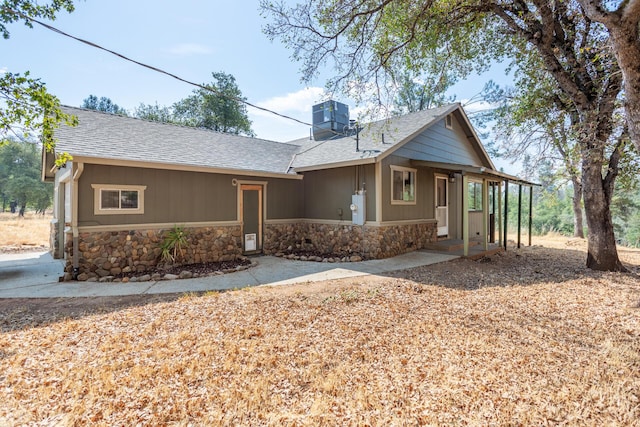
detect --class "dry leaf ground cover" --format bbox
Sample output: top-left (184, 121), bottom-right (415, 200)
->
top-left (0, 236), bottom-right (639, 426)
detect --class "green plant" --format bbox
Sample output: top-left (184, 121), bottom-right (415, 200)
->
top-left (160, 225), bottom-right (188, 264)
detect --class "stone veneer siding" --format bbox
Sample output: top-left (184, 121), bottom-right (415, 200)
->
top-left (264, 221), bottom-right (437, 259)
top-left (64, 225), bottom-right (242, 281)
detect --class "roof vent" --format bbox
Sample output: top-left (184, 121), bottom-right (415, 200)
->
top-left (312, 100), bottom-right (349, 141)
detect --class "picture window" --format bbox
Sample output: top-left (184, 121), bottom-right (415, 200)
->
top-left (92, 184), bottom-right (146, 215)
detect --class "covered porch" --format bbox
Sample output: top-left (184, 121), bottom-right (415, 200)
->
top-left (413, 160), bottom-right (538, 258)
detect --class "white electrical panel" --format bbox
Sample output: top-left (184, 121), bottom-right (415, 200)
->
top-left (351, 194), bottom-right (366, 225)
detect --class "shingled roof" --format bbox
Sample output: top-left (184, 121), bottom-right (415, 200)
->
top-left (289, 103), bottom-right (461, 170)
top-left (54, 103), bottom-right (490, 176)
top-left (55, 106), bottom-right (300, 175)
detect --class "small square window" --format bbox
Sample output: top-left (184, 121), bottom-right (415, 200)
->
top-left (92, 184), bottom-right (146, 215)
top-left (391, 166), bottom-right (416, 205)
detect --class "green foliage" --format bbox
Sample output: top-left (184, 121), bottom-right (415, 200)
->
top-left (0, 0), bottom-right (75, 39)
top-left (159, 225), bottom-right (188, 264)
top-left (172, 72), bottom-right (254, 136)
top-left (81, 95), bottom-right (128, 115)
top-left (0, 71), bottom-right (77, 157)
top-left (134, 102), bottom-right (178, 124)
top-left (0, 138), bottom-right (52, 213)
top-left (392, 71), bottom-right (456, 115)
top-left (1, 1), bottom-right (77, 163)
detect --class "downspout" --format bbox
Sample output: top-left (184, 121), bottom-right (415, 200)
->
top-left (71, 162), bottom-right (84, 279)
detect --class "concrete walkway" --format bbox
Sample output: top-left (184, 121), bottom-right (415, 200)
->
top-left (0, 250), bottom-right (459, 298)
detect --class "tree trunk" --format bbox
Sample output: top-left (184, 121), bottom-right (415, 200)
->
top-left (571, 177), bottom-right (584, 239)
top-left (610, 27), bottom-right (640, 155)
top-left (581, 160), bottom-right (626, 271)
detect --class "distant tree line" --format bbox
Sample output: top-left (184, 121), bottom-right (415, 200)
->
top-left (81, 71), bottom-right (254, 136)
top-left (0, 139), bottom-right (52, 215)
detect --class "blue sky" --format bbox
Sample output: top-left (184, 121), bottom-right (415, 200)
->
top-left (2, 0), bottom-right (517, 171)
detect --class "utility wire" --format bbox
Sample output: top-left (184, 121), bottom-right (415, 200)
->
top-left (4, 7), bottom-right (320, 131)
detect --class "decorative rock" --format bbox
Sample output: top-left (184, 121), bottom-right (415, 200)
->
top-left (350, 255), bottom-right (363, 262)
top-left (76, 272), bottom-right (88, 281)
top-left (163, 274), bottom-right (179, 280)
top-left (151, 273), bottom-right (162, 281)
top-left (179, 271), bottom-right (193, 279)
top-left (300, 256), bottom-right (308, 261)
top-left (122, 277), bottom-right (129, 283)
top-left (129, 276), bottom-right (138, 282)
top-left (99, 276), bottom-right (114, 283)
top-left (138, 274), bottom-right (151, 282)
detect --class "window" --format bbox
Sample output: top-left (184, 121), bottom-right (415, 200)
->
top-left (391, 166), bottom-right (416, 204)
top-left (445, 114), bottom-right (453, 129)
top-left (92, 184), bottom-right (146, 215)
top-left (468, 181), bottom-right (483, 211)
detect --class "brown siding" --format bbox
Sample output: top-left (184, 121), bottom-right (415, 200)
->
top-left (302, 164), bottom-right (376, 222)
top-left (381, 155), bottom-right (435, 222)
top-left (267, 178), bottom-right (304, 219)
top-left (77, 164), bottom-right (302, 226)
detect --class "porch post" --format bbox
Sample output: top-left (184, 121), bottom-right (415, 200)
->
top-left (482, 178), bottom-right (489, 250)
top-left (529, 185), bottom-right (533, 246)
top-left (503, 180), bottom-right (509, 250)
top-left (462, 174), bottom-right (469, 256)
top-left (517, 184), bottom-right (522, 249)
top-left (498, 181), bottom-right (503, 246)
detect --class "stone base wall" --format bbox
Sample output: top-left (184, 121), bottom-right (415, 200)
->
top-left (264, 221), bottom-right (437, 259)
top-left (65, 225), bottom-right (242, 281)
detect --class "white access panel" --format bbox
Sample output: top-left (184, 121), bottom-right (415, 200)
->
top-left (244, 233), bottom-right (256, 251)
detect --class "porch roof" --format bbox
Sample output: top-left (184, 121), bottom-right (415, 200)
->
top-left (411, 160), bottom-right (539, 187)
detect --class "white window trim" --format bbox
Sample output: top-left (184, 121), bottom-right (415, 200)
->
top-left (91, 184), bottom-right (146, 215)
top-left (445, 114), bottom-right (453, 129)
top-left (390, 165), bottom-right (417, 205)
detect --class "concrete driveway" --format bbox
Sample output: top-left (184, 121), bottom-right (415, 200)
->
top-left (0, 250), bottom-right (459, 299)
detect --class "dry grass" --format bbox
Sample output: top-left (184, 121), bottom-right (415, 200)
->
top-left (0, 212), bottom-right (51, 251)
top-left (0, 237), bottom-right (639, 426)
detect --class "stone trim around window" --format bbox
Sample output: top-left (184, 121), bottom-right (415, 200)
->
top-left (91, 184), bottom-right (146, 215)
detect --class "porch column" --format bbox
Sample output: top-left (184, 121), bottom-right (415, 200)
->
top-left (462, 174), bottom-right (469, 256)
top-left (498, 181), bottom-right (503, 245)
top-left (517, 184), bottom-right (522, 249)
top-left (503, 180), bottom-right (509, 250)
top-left (482, 178), bottom-right (489, 250)
top-left (529, 185), bottom-right (533, 246)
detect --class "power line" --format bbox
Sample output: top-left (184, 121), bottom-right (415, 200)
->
top-left (4, 7), bottom-right (317, 131)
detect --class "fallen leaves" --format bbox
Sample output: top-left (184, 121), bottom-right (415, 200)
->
top-left (0, 237), bottom-right (639, 426)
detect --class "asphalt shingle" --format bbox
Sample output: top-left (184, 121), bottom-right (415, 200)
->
top-left (56, 106), bottom-right (300, 175)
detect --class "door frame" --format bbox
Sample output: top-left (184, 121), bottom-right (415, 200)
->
top-left (237, 181), bottom-right (266, 254)
top-left (435, 174), bottom-right (449, 237)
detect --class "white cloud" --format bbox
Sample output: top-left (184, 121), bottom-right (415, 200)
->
top-left (252, 87), bottom-right (325, 117)
top-left (247, 87), bottom-right (327, 142)
top-left (0, 67), bottom-right (7, 74)
top-left (166, 43), bottom-right (213, 56)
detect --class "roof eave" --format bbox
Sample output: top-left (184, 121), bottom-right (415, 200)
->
top-left (69, 155), bottom-right (303, 180)
top-left (292, 157), bottom-right (378, 172)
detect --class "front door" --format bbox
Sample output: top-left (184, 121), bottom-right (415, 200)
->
top-left (241, 184), bottom-right (263, 254)
top-left (436, 176), bottom-right (449, 237)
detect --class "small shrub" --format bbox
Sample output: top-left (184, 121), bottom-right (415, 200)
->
top-left (160, 225), bottom-right (188, 264)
